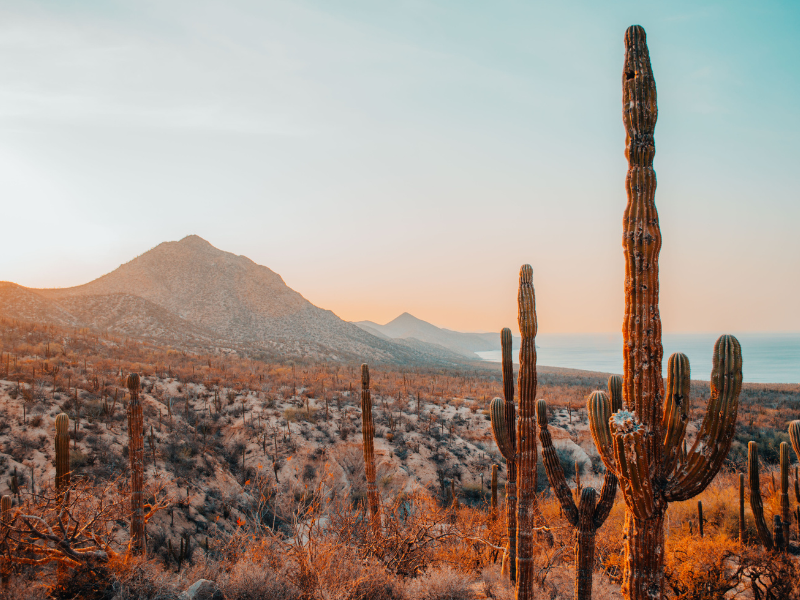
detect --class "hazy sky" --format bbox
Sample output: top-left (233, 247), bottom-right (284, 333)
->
top-left (1, 1), bottom-right (799, 335)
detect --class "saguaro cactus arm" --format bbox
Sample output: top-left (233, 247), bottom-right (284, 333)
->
top-left (537, 398), bottom-right (579, 527)
top-left (592, 377), bottom-right (622, 527)
top-left (500, 326), bottom-right (518, 584)
top-left (610, 411), bottom-right (654, 521)
top-left (490, 397), bottom-right (515, 462)
top-left (588, 391), bottom-right (616, 475)
top-left (664, 336), bottom-right (742, 501)
top-left (661, 353), bottom-right (690, 478)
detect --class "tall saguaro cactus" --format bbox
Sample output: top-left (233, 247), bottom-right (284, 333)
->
top-left (491, 266), bottom-right (542, 599)
top-left (539, 377), bottom-right (620, 600)
top-left (126, 373), bottom-right (146, 554)
top-left (516, 264), bottom-right (539, 600)
top-left (361, 364), bottom-right (380, 529)
top-left (55, 413), bottom-right (70, 493)
top-left (490, 327), bottom-right (518, 582)
top-left (590, 25), bottom-right (744, 600)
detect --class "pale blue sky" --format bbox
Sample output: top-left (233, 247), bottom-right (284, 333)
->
top-left (0, 1), bottom-right (798, 334)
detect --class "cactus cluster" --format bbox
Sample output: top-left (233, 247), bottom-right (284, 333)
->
top-left (538, 378), bottom-right (620, 600)
top-left (489, 265), bottom-right (545, 599)
top-left (581, 25), bottom-right (744, 600)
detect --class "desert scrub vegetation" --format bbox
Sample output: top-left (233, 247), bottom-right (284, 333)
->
top-left (0, 319), bottom-right (798, 598)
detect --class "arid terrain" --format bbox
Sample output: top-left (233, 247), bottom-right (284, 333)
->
top-left (0, 318), bottom-right (798, 598)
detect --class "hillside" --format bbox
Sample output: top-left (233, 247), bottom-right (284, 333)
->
top-left (355, 312), bottom-right (518, 359)
top-left (0, 236), bottom-right (468, 366)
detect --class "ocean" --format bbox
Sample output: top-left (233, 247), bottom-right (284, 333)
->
top-left (475, 333), bottom-right (800, 384)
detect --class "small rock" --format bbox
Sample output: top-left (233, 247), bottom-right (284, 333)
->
top-left (178, 579), bottom-right (226, 600)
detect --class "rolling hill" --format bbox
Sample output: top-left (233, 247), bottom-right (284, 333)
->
top-left (0, 236), bottom-right (467, 365)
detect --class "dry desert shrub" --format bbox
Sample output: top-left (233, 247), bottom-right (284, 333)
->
top-left (404, 565), bottom-right (476, 600)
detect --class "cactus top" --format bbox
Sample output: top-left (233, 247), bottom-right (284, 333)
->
top-left (623, 24), bottom-right (657, 168)
top-left (55, 413), bottom-right (69, 435)
top-left (517, 264), bottom-right (537, 338)
top-left (361, 363), bottom-right (369, 387)
top-left (126, 373), bottom-right (141, 392)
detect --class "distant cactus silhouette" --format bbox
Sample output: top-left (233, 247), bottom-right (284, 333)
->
top-left (126, 373), bottom-right (145, 554)
top-left (361, 364), bottom-right (380, 529)
top-left (539, 377), bottom-right (620, 600)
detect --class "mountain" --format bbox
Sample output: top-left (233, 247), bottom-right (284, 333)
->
top-left (354, 312), bottom-right (517, 359)
top-left (0, 236), bottom-right (468, 365)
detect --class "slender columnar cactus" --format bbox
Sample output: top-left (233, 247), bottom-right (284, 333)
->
top-left (538, 376), bottom-right (620, 600)
top-left (361, 364), bottom-right (380, 529)
top-left (748, 441), bottom-right (773, 549)
top-left (491, 464), bottom-right (498, 514)
top-left (589, 25), bottom-right (744, 600)
top-left (1, 494), bottom-right (10, 585)
top-left (780, 442), bottom-right (790, 548)
top-left (739, 473), bottom-right (745, 543)
top-left (515, 264), bottom-right (539, 600)
top-left (697, 501), bottom-right (704, 538)
top-left (126, 373), bottom-right (146, 554)
top-left (490, 326), bottom-right (518, 582)
top-left (55, 413), bottom-right (70, 493)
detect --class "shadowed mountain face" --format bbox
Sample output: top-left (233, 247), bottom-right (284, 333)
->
top-left (354, 312), bottom-right (507, 359)
top-left (0, 236), bottom-right (466, 365)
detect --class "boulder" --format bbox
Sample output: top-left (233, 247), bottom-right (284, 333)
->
top-left (179, 579), bottom-right (226, 600)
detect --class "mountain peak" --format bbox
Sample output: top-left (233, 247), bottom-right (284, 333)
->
top-left (177, 234), bottom-right (215, 248)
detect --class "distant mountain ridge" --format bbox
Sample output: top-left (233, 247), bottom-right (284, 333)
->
top-left (0, 236), bottom-right (468, 365)
top-left (354, 312), bottom-right (520, 359)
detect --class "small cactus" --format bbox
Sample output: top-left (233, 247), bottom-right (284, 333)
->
top-left (55, 413), bottom-right (70, 493)
top-left (490, 464), bottom-right (498, 515)
top-left (1, 494), bottom-right (11, 586)
top-left (126, 373), bottom-right (146, 554)
top-left (361, 364), bottom-right (380, 529)
top-left (780, 442), bottom-right (790, 549)
top-left (747, 441), bottom-right (773, 549)
top-left (739, 473), bottom-right (745, 543)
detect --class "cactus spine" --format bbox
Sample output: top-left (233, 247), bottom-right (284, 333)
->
top-left (539, 376), bottom-right (620, 600)
top-left (489, 326), bottom-right (517, 582)
top-left (55, 413), bottom-right (70, 493)
top-left (361, 364), bottom-right (380, 529)
top-left (126, 373), bottom-right (146, 554)
top-left (591, 25), bottom-right (744, 600)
